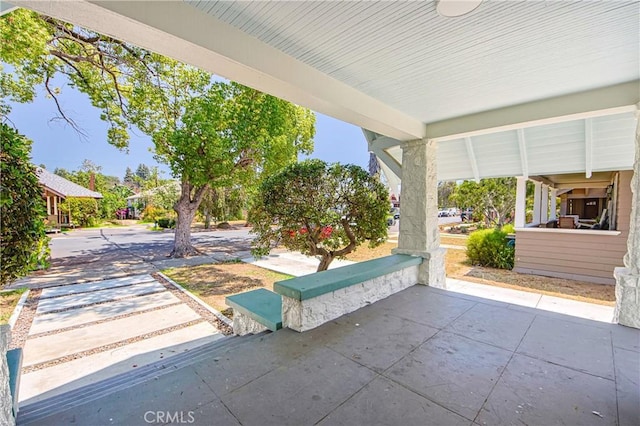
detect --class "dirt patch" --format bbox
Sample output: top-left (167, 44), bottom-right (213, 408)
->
top-left (162, 263), bottom-right (291, 315)
top-left (191, 220), bottom-right (251, 232)
top-left (0, 289), bottom-right (27, 325)
top-left (440, 235), bottom-right (469, 246)
top-left (9, 289), bottom-right (41, 350)
top-left (340, 236), bottom-right (615, 306)
top-left (344, 242), bottom-right (398, 262)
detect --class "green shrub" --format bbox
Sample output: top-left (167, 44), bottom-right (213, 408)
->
top-left (157, 218), bottom-right (176, 229)
top-left (466, 228), bottom-right (514, 269)
top-left (140, 205), bottom-right (167, 223)
top-left (502, 224), bottom-right (515, 234)
top-left (0, 124), bottom-right (50, 287)
top-left (60, 197), bottom-right (99, 227)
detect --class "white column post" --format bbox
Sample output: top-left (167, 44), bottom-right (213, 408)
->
top-left (46, 196), bottom-right (51, 216)
top-left (515, 177), bottom-right (527, 228)
top-left (541, 184), bottom-right (549, 223)
top-left (393, 138), bottom-right (445, 288)
top-left (614, 113), bottom-right (640, 329)
top-left (532, 181), bottom-right (542, 225)
top-left (550, 189), bottom-right (558, 221)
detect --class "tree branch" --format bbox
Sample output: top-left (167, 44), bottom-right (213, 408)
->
top-left (44, 75), bottom-right (88, 140)
top-left (332, 219), bottom-right (357, 257)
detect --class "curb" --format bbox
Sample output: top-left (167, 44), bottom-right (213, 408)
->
top-left (157, 272), bottom-right (233, 328)
top-left (8, 289), bottom-right (30, 330)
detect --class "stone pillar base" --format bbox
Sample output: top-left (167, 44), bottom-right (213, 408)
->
top-left (1, 325), bottom-right (15, 426)
top-left (392, 248), bottom-right (447, 289)
top-left (614, 267), bottom-right (640, 329)
top-left (232, 312), bottom-right (268, 336)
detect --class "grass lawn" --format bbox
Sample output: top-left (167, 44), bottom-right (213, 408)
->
top-left (0, 289), bottom-right (27, 325)
top-left (163, 262), bottom-right (292, 317)
top-left (164, 231), bottom-right (614, 320)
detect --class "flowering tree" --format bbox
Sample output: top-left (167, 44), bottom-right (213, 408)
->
top-left (250, 160), bottom-right (389, 272)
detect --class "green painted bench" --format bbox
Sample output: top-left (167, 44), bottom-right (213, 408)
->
top-left (7, 348), bottom-right (23, 416)
top-left (226, 288), bottom-right (282, 333)
top-left (274, 254), bottom-right (423, 332)
top-left (274, 254), bottom-right (422, 300)
top-left (226, 255), bottom-right (423, 334)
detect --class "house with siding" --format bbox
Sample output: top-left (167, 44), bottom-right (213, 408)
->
top-left (36, 167), bottom-right (103, 226)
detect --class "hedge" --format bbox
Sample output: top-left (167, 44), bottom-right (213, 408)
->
top-left (466, 227), bottom-right (515, 269)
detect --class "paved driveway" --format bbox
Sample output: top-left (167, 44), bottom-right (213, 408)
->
top-left (14, 226), bottom-right (254, 288)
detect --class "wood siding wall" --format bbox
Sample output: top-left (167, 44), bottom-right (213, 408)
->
top-left (514, 171), bottom-right (632, 285)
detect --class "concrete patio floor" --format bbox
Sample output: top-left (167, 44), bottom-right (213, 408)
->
top-left (17, 285), bottom-right (639, 426)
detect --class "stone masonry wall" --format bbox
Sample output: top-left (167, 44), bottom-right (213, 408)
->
top-left (232, 312), bottom-right (268, 336)
top-left (614, 117), bottom-right (640, 329)
top-left (0, 325), bottom-right (15, 426)
top-left (282, 264), bottom-right (419, 332)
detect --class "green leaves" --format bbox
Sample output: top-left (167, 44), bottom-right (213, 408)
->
top-left (451, 178), bottom-right (516, 227)
top-left (60, 197), bottom-right (99, 227)
top-left (2, 9), bottom-right (316, 257)
top-left (250, 160), bottom-right (389, 271)
top-left (0, 124), bottom-right (49, 287)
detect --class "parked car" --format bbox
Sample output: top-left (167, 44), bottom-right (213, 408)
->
top-left (461, 208), bottom-right (473, 222)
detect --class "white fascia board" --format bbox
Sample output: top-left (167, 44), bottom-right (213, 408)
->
top-left (15, 0), bottom-right (425, 141)
top-left (426, 81), bottom-right (640, 141)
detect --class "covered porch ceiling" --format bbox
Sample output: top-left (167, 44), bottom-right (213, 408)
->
top-left (9, 0), bottom-right (640, 181)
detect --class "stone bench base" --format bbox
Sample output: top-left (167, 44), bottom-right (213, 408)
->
top-left (282, 263), bottom-right (419, 332)
top-left (232, 312), bottom-right (270, 336)
top-left (226, 288), bottom-right (282, 336)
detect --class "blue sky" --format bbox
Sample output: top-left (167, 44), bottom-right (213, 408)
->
top-left (7, 78), bottom-right (369, 180)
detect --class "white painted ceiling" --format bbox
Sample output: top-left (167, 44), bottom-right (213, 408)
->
top-left (384, 110), bottom-right (638, 181)
top-left (186, 0), bottom-right (639, 125)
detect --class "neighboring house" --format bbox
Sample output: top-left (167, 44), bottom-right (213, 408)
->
top-left (36, 167), bottom-right (103, 226)
top-left (513, 171), bottom-right (632, 285)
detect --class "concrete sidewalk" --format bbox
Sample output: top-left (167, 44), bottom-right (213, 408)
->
top-left (242, 249), bottom-right (355, 277)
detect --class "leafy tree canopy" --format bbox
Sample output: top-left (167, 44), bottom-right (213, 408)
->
top-left (250, 160), bottom-right (389, 271)
top-left (2, 9), bottom-right (315, 257)
top-left (450, 178), bottom-right (516, 227)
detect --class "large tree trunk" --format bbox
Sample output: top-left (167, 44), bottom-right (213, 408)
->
top-left (170, 180), bottom-right (208, 258)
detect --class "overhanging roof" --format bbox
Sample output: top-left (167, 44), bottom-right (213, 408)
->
top-left (10, 0), bottom-right (640, 181)
top-left (37, 168), bottom-right (103, 199)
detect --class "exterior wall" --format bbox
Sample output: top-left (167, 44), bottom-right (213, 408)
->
top-left (1, 325), bottom-right (15, 426)
top-left (43, 190), bottom-right (66, 225)
top-left (514, 171), bottom-right (632, 285)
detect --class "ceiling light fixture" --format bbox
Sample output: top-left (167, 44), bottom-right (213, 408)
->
top-left (436, 0), bottom-right (483, 18)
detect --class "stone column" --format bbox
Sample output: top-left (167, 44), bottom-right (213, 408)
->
top-left (541, 184), bottom-right (549, 223)
top-left (532, 181), bottom-right (542, 224)
top-left (614, 115), bottom-right (640, 329)
top-left (514, 177), bottom-right (527, 228)
top-left (393, 139), bottom-right (446, 288)
top-left (1, 325), bottom-right (14, 426)
top-left (550, 189), bottom-right (558, 221)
